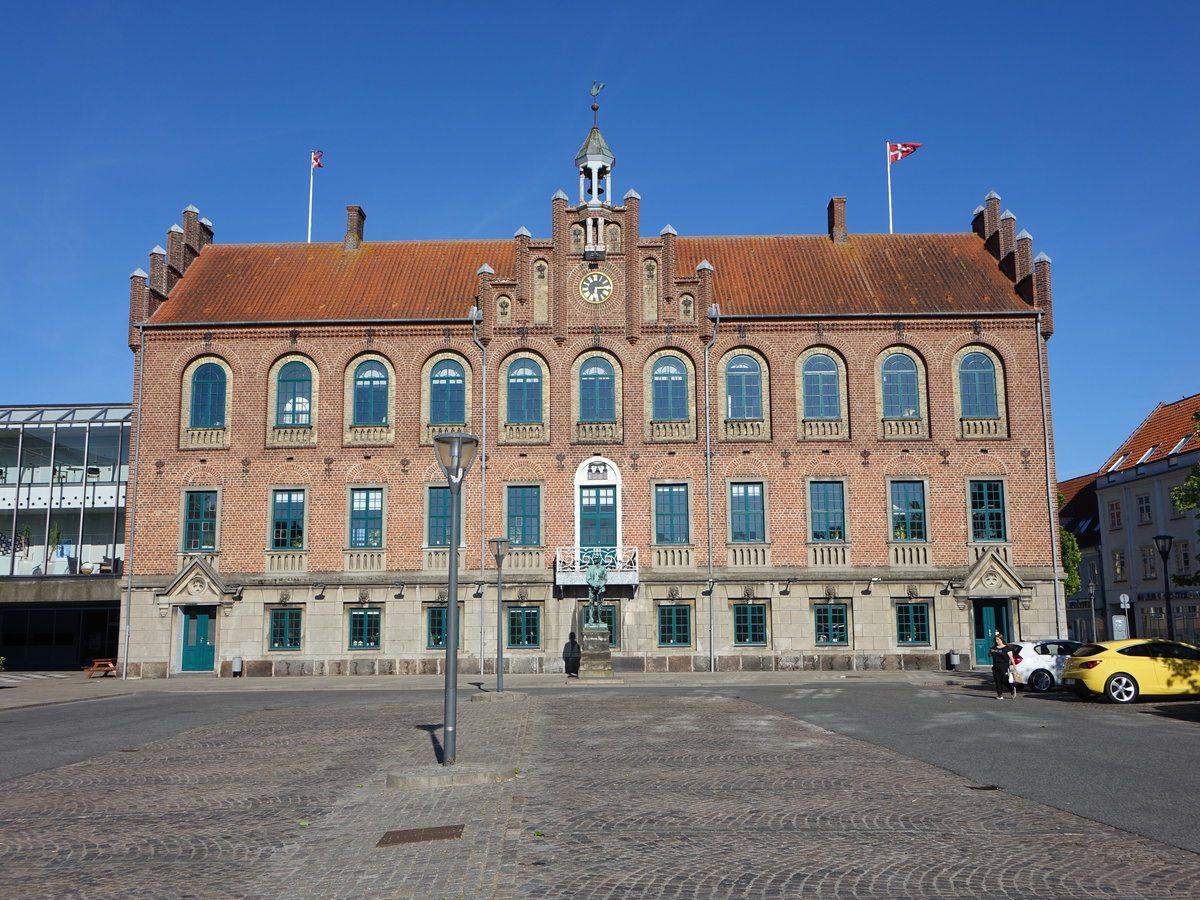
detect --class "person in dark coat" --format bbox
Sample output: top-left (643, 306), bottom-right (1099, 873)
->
top-left (988, 632), bottom-right (1018, 699)
top-left (563, 631), bottom-right (582, 677)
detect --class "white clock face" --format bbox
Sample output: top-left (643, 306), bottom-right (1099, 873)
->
top-left (579, 271), bottom-right (613, 304)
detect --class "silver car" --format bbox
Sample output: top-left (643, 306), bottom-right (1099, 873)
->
top-left (1011, 639), bottom-right (1083, 692)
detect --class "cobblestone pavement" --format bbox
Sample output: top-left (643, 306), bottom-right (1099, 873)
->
top-left (2, 692), bottom-right (1198, 899)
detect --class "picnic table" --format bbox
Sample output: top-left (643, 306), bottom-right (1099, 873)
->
top-left (83, 658), bottom-right (118, 678)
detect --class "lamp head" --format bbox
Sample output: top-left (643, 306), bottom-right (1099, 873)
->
top-left (1153, 534), bottom-right (1174, 558)
top-left (490, 537), bottom-right (510, 564)
top-left (434, 432), bottom-right (480, 482)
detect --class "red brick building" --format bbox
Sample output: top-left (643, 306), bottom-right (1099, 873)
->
top-left (121, 119), bottom-right (1064, 677)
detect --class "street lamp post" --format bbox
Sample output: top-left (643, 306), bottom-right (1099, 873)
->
top-left (489, 537), bottom-right (510, 693)
top-left (1153, 534), bottom-right (1175, 641)
top-left (1087, 579), bottom-right (1097, 642)
top-left (433, 432), bottom-right (479, 766)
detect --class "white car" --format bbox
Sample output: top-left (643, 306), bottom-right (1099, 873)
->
top-left (1011, 639), bottom-right (1083, 692)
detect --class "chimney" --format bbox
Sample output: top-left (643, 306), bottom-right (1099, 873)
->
top-left (1034, 252), bottom-right (1054, 338)
top-left (344, 206), bottom-right (366, 251)
top-left (827, 197), bottom-right (848, 244)
top-left (983, 191), bottom-right (1002, 260)
top-left (166, 224), bottom-right (184, 292)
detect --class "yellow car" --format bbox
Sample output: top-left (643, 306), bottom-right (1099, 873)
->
top-left (1063, 639), bottom-right (1200, 704)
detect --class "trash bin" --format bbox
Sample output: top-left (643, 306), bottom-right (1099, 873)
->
top-left (947, 649), bottom-right (961, 670)
top-left (232, 656), bottom-right (244, 678)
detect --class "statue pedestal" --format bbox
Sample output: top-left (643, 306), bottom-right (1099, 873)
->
top-left (579, 623), bottom-right (613, 679)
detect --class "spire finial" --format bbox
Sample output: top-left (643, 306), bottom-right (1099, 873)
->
top-left (590, 81), bottom-right (605, 123)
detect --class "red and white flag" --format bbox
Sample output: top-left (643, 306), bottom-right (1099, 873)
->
top-left (311, 150), bottom-right (324, 169)
top-left (888, 142), bottom-right (922, 164)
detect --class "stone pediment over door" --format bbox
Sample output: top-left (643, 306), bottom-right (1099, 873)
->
top-left (154, 557), bottom-right (240, 617)
top-left (962, 549), bottom-right (1026, 599)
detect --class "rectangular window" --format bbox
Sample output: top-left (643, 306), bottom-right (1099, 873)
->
top-left (815, 604), bottom-right (848, 645)
top-left (1136, 494), bottom-right (1152, 525)
top-left (896, 603), bottom-right (929, 644)
top-left (809, 481), bottom-right (845, 542)
top-left (730, 482), bottom-right (765, 543)
top-left (1177, 540), bottom-right (1192, 576)
top-left (348, 608), bottom-right (381, 649)
top-left (184, 490), bottom-right (217, 551)
top-left (890, 481), bottom-right (926, 542)
top-left (428, 486), bottom-right (460, 547)
top-left (654, 484), bottom-right (690, 544)
top-left (269, 608), bottom-right (302, 650)
top-left (733, 603), bottom-right (767, 645)
top-left (1113, 550), bottom-right (1127, 582)
top-left (427, 606), bottom-right (447, 648)
top-left (969, 480), bottom-right (1006, 542)
top-left (1141, 546), bottom-right (1157, 580)
top-left (1108, 500), bottom-right (1122, 529)
top-left (506, 485), bottom-right (541, 546)
top-left (596, 604), bottom-right (618, 647)
top-left (507, 607), bottom-right (540, 648)
top-left (657, 605), bottom-right (691, 646)
top-left (349, 488), bottom-right (383, 548)
top-left (271, 490), bottom-right (305, 550)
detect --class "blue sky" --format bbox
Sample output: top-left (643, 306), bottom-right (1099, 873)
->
top-left (1, 1), bottom-right (1195, 481)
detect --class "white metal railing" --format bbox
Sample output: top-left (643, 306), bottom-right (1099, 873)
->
top-left (556, 546), bottom-right (639, 584)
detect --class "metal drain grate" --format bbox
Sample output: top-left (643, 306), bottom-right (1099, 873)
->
top-left (376, 824), bottom-right (465, 847)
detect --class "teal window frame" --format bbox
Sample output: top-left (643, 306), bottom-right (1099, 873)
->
top-left (430, 359), bottom-right (466, 425)
top-left (353, 360), bottom-right (388, 426)
top-left (506, 485), bottom-right (541, 546)
top-left (276, 360), bottom-right (312, 426)
top-left (184, 490), bottom-right (217, 551)
top-left (580, 357), bottom-right (615, 422)
top-left (269, 608), bottom-right (302, 650)
top-left (802, 354), bottom-right (840, 419)
top-left (506, 358), bottom-right (543, 424)
top-left (190, 363), bottom-right (225, 428)
top-left (657, 605), bottom-right (691, 646)
top-left (349, 488), bottom-right (384, 549)
top-left (725, 355), bottom-right (762, 420)
top-left (426, 605), bottom-right (447, 648)
top-left (271, 489), bottom-right (306, 550)
top-left (348, 607), bottom-right (381, 649)
top-left (733, 603), bottom-right (767, 645)
top-left (959, 352), bottom-right (998, 419)
top-left (809, 481), bottom-right (845, 543)
top-left (890, 481), bottom-right (926, 542)
top-left (730, 481), bottom-right (765, 543)
top-left (427, 486), bottom-right (459, 547)
top-left (882, 354), bottom-right (919, 419)
top-left (815, 603), bottom-right (848, 645)
top-left (896, 603), bottom-right (930, 645)
top-left (969, 480), bottom-right (1006, 542)
top-left (507, 607), bottom-right (540, 648)
top-left (596, 604), bottom-right (618, 647)
top-left (651, 356), bottom-right (688, 422)
top-left (654, 483), bottom-right (689, 545)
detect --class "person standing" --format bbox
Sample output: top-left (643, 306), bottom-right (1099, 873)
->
top-left (563, 631), bottom-right (582, 678)
top-left (989, 632), bottom-right (1017, 699)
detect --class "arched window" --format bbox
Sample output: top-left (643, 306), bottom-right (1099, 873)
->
top-left (652, 356), bottom-right (688, 421)
top-left (507, 358), bottom-right (543, 424)
top-left (881, 354), bottom-right (919, 419)
top-left (190, 363), bottom-right (226, 428)
top-left (353, 360), bottom-right (388, 426)
top-left (802, 354), bottom-right (839, 419)
top-left (580, 357), bottom-right (615, 423)
top-left (959, 352), bottom-right (998, 418)
top-left (276, 361), bottom-right (312, 426)
top-left (430, 360), bottom-right (465, 425)
top-left (725, 355), bottom-right (762, 420)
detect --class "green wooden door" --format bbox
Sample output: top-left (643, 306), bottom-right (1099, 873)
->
top-left (181, 607), bottom-right (216, 672)
top-left (973, 600), bottom-right (1010, 666)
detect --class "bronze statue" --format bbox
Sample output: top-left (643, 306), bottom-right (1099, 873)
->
top-left (584, 551), bottom-right (608, 626)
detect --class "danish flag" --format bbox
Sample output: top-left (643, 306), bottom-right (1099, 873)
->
top-left (311, 150), bottom-right (324, 169)
top-left (888, 142), bottom-right (922, 164)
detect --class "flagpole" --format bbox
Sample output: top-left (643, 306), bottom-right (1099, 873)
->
top-left (307, 153), bottom-right (315, 243)
top-left (886, 141), bottom-right (894, 235)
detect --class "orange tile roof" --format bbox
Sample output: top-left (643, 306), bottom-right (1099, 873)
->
top-left (149, 232), bottom-right (1030, 326)
top-left (1100, 392), bottom-right (1200, 474)
top-left (677, 234), bottom-right (1031, 316)
top-left (1057, 473), bottom-right (1100, 548)
top-left (150, 241), bottom-right (515, 325)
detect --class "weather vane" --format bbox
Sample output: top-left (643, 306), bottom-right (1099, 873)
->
top-left (590, 81), bottom-right (605, 122)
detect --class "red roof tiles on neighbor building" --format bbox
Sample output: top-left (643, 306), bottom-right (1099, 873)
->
top-left (148, 231), bottom-right (1032, 327)
top-left (1099, 392), bottom-right (1200, 474)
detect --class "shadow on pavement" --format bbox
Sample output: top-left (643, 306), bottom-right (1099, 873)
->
top-left (416, 723), bottom-right (445, 763)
